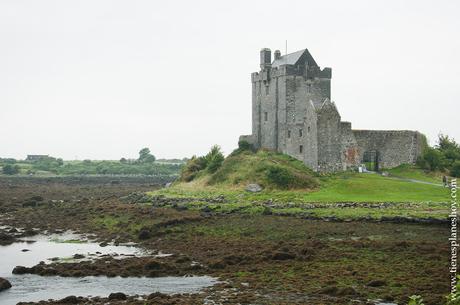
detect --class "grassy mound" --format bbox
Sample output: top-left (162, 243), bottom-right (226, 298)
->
top-left (179, 149), bottom-right (319, 190)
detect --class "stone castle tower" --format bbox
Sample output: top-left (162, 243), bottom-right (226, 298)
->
top-left (240, 47), bottom-right (426, 172)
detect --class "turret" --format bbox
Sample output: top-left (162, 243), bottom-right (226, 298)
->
top-left (260, 48), bottom-right (271, 70)
top-left (274, 50), bottom-right (281, 60)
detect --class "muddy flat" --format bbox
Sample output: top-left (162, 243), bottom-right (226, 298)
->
top-left (0, 177), bottom-right (449, 304)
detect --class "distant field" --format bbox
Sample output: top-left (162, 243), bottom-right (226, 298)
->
top-left (0, 159), bottom-right (184, 177)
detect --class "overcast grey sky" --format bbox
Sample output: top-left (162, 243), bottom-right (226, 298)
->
top-left (1, 0), bottom-right (458, 160)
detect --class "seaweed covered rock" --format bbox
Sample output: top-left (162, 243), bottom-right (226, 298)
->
top-left (0, 277), bottom-right (12, 291)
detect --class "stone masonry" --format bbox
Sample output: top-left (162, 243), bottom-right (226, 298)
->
top-left (240, 48), bottom-right (426, 172)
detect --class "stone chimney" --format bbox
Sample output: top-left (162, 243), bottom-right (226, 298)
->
top-left (274, 50), bottom-right (281, 60)
top-left (260, 48), bottom-right (271, 70)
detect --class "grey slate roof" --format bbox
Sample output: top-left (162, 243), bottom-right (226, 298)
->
top-left (272, 49), bottom-right (305, 68)
top-left (271, 48), bottom-right (318, 68)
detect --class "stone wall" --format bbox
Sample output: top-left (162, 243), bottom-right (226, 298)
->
top-left (353, 130), bottom-right (426, 169)
top-left (340, 122), bottom-right (360, 170)
top-left (316, 100), bottom-right (344, 172)
top-left (251, 63), bottom-right (329, 170)
top-left (279, 74), bottom-right (320, 169)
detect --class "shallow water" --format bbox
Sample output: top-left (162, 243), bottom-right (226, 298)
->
top-left (0, 232), bottom-right (148, 278)
top-left (0, 274), bottom-right (218, 305)
top-left (0, 232), bottom-right (218, 304)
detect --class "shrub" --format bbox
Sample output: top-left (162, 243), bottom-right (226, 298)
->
top-left (238, 140), bottom-right (255, 152)
top-left (408, 295), bottom-right (424, 305)
top-left (266, 165), bottom-right (294, 189)
top-left (31, 156), bottom-right (63, 173)
top-left (205, 145), bottom-right (225, 173)
top-left (445, 276), bottom-right (460, 305)
top-left (180, 156), bottom-right (208, 182)
top-left (180, 146), bottom-right (225, 181)
top-left (420, 147), bottom-right (444, 171)
top-left (451, 161), bottom-right (460, 178)
top-left (0, 158), bottom-right (17, 164)
top-left (230, 140), bottom-right (256, 156)
top-left (2, 164), bottom-right (20, 175)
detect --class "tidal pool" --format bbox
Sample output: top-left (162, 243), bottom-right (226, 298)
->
top-left (0, 232), bottom-right (218, 305)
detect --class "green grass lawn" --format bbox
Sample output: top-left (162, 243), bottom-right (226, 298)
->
top-left (385, 164), bottom-right (444, 184)
top-left (156, 171), bottom-right (449, 203)
top-left (150, 170), bottom-right (450, 220)
top-left (304, 172), bottom-right (448, 202)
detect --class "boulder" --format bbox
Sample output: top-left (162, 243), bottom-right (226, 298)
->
top-left (319, 286), bottom-right (358, 296)
top-left (59, 296), bottom-right (79, 303)
top-left (30, 195), bottom-right (44, 202)
top-left (108, 292), bottom-right (127, 300)
top-left (0, 233), bottom-right (14, 242)
top-left (319, 286), bottom-right (338, 295)
top-left (147, 292), bottom-right (169, 300)
top-left (271, 252), bottom-right (296, 261)
top-left (0, 277), bottom-right (12, 291)
top-left (336, 286), bottom-right (358, 296)
top-left (12, 266), bottom-right (29, 274)
top-left (367, 279), bottom-right (386, 287)
top-left (245, 183), bottom-right (263, 192)
top-left (200, 206), bottom-right (212, 213)
top-left (144, 260), bottom-right (162, 270)
top-left (138, 229), bottom-right (152, 240)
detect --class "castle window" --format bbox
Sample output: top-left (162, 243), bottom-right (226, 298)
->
top-left (265, 85), bottom-right (269, 95)
top-left (308, 126), bottom-right (311, 132)
top-left (299, 129), bottom-right (303, 137)
top-left (299, 145), bottom-right (303, 153)
top-left (287, 130), bottom-right (291, 138)
top-left (306, 84), bottom-right (311, 93)
top-left (264, 112), bottom-right (268, 122)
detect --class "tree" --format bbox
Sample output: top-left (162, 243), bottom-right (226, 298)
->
top-left (418, 134), bottom-right (460, 173)
top-left (138, 148), bottom-right (156, 163)
top-left (438, 134), bottom-right (459, 152)
top-left (2, 164), bottom-right (19, 175)
top-left (437, 134), bottom-right (460, 168)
